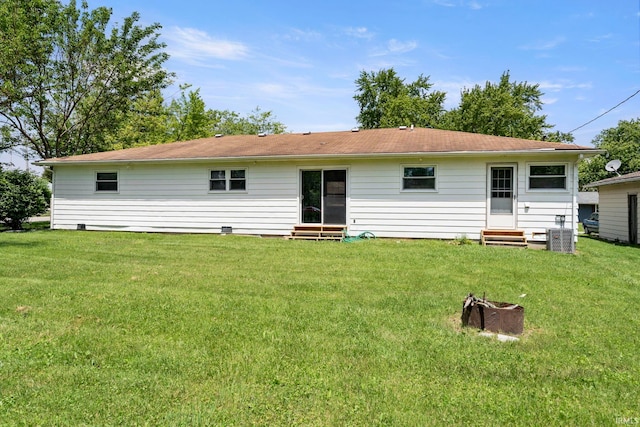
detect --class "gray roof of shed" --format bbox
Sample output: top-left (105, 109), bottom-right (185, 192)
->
top-left (578, 191), bottom-right (599, 205)
top-left (585, 171), bottom-right (640, 188)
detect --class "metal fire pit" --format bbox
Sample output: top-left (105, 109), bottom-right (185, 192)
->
top-left (461, 294), bottom-right (524, 335)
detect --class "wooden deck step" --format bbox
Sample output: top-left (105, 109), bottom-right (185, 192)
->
top-left (481, 229), bottom-right (527, 247)
top-left (288, 225), bottom-right (345, 241)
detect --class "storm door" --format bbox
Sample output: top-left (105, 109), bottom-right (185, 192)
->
top-left (323, 170), bottom-right (347, 224)
top-left (300, 169), bottom-right (347, 225)
top-left (487, 165), bottom-right (517, 229)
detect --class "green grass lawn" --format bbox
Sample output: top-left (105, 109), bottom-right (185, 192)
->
top-left (1, 230), bottom-right (639, 425)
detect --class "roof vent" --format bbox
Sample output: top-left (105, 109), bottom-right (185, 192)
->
top-left (302, 131), bottom-right (311, 135)
top-left (257, 132), bottom-right (267, 137)
top-left (215, 134), bottom-right (223, 138)
top-left (351, 127), bottom-right (360, 132)
top-left (399, 126), bottom-right (407, 130)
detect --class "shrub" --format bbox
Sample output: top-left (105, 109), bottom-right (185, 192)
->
top-left (0, 169), bottom-right (50, 230)
top-left (450, 234), bottom-right (474, 245)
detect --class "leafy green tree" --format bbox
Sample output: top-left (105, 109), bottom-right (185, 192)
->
top-left (1, 127), bottom-right (12, 153)
top-left (108, 90), bottom-right (170, 149)
top-left (212, 106), bottom-right (286, 136)
top-left (543, 130), bottom-right (574, 144)
top-left (442, 71), bottom-right (553, 140)
top-left (354, 68), bottom-right (446, 129)
top-left (244, 107), bottom-right (287, 135)
top-left (0, 169), bottom-right (50, 230)
top-left (0, 0), bottom-right (172, 159)
top-left (165, 86), bottom-right (287, 141)
top-left (167, 85), bottom-right (213, 141)
top-left (579, 118), bottom-right (640, 189)
top-left (107, 85), bottom-right (287, 146)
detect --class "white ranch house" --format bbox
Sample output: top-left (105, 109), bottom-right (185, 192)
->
top-left (36, 127), bottom-right (601, 241)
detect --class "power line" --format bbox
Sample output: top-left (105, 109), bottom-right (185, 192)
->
top-left (568, 1), bottom-right (640, 135)
top-left (567, 88), bottom-right (640, 134)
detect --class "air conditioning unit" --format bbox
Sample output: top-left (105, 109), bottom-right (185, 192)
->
top-left (546, 228), bottom-right (574, 253)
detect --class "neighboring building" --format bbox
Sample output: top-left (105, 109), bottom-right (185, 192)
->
top-left (585, 171), bottom-right (640, 244)
top-left (35, 127), bottom-right (602, 241)
top-left (578, 191), bottom-right (599, 224)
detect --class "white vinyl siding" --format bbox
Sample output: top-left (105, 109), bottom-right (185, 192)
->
top-left (52, 163), bottom-right (297, 235)
top-left (597, 182), bottom-right (640, 243)
top-left (518, 159), bottom-right (578, 240)
top-left (350, 158), bottom-right (488, 239)
top-left (349, 157), bottom-right (578, 240)
top-left (50, 154), bottom-right (581, 240)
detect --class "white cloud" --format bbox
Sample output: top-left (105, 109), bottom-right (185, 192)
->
top-left (253, 80), bottom-right (350, 100)
top-left (258, 53), bottom-right (314, 69)
top-left (538, 82), bottom-right (564, 92)
top-left (539, 80), bottom-right (593, 92)
top-left (255, 83), bottom-right (293, 98)
top-left (432, 77), bottom-right (481, 108)
top-left (284, 28), bottom-right (323, 42)
top-left (344, 26), bottom-right (373, 40)
top-left (388, 39), bottom-right (418, 53)
top-left (432, 0), bottom-right (456, 6)
top-left (371, 39), bottom-right (418, 56)
top-left (588, 33), bottom-right (613, 43)
top-left (164, 27), bottom-right (249, 64)
top-left (434, 78), bottom-right (479, 93)
top-left (572, 82), bottom-right (593, 90)
top-left (556, 66), bottom-right (587, 73)
top-left (432, 0), bottom-right (484, 8)
top-left (519, 36), bottom-right (566, 51)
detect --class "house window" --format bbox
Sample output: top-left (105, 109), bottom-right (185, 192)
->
top-left (528, 164), bottom-right (567, 190)
top-left (210, 169), bottom-right (246, 191)
top-left (403, 166), bottom-right (436, 190)
top-left (210, 170), bottom-right (226, 191)
top-left (229, 169), bottom-right (246, 191)
top-left (95, 172), bottom-right (118, 192)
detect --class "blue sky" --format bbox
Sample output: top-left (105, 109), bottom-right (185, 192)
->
top-left (3, 0), bottom-right (640, 168)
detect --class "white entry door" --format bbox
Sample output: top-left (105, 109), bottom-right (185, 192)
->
top-left (487, 164), bottom-right (517, 229)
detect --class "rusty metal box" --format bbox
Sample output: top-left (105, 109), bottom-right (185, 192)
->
top-left (464, 301), bottom-right (524, 335)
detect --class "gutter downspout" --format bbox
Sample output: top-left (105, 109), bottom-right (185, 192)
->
top-left (573, 156), bottom-right (583, 243)
top-left (49, 167), bottom-right (55, 230)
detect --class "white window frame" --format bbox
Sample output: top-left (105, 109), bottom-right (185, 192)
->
top-left (95, 171), bottom-right (119, 193)
top-left (401, 165), bottom-right (438, 192)
top-left (209, 168), bottom-right (247, 192)
top-left (527, 163), bottom-right (568, 192)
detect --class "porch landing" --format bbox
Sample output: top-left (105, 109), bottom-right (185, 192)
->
top-left (481, 229), bottom-right (527, 248)
top-left (288, 225), bottom-right (345, 241)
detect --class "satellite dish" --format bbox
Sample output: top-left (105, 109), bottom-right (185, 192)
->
top-left (605, 159), bottom-right (622, 176)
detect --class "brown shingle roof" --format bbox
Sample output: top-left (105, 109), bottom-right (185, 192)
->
top-left (37, 127), bottom-right (599, 165)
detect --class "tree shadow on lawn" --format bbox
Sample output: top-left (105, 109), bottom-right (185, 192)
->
top-left (1, 221), bottom-right (51, 233)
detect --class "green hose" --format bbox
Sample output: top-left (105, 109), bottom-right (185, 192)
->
top-left (342, 230), bottom-right (376, 243)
